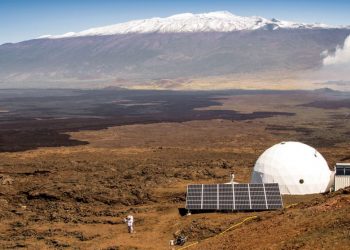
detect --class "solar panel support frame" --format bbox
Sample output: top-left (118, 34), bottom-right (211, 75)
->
top-left (247, 184), bottom-right (252, 209)
top-left (232, 182), bottom-right (235, 210)
top-left (262, 183), bottom-right (268, 209)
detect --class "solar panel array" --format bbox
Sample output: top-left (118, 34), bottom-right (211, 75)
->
top-left (186, 183), bottom-right (283, 211)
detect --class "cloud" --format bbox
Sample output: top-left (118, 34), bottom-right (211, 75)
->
top-left (323, 35), bottom-right (350, 66)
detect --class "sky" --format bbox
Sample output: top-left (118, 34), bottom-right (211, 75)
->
top-left (1, 0), bottom-right (350, 44)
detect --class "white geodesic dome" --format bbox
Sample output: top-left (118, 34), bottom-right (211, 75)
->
top-left (251, 141), bottom-right (332, 195)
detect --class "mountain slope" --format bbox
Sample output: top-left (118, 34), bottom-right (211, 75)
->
top-left (0, 12), bottom-right (349, 88)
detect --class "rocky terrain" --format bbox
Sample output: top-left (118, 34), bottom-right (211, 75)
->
top-left (0, 88), bottom-right (349, 249)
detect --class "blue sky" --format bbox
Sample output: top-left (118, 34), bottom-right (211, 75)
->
top-left (1, 0), bottom-right (350, 44)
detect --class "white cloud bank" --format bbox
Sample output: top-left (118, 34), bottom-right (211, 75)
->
top-left (323, 35), bottom-right (350, 66)
top-left (309, 34), bottom-right (350, 90)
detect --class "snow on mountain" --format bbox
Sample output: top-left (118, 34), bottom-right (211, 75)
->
top-left (42, 11), bottom-right (336, 39)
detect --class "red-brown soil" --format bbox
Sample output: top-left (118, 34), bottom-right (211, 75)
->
top-left (0, 90), bottom-right (350, 249)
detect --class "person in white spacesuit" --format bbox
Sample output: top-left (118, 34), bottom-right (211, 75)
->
top-left (124, 215), bottom-right (134, 233)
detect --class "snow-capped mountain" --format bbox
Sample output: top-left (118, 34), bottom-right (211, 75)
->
top-left (1, 11), bottom-right (349, 88)
top-left (42, 11), bottom-right (335, 39)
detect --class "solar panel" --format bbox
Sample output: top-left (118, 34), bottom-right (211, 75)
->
top-left (218, 184), bottom-right (234, 210)
top-left (186, 183), bottom-right (283, 211)
top-left (234, 184), bottom-right (251, 210)
top-left (186, 184), bottom-right (202, 210)
top-left (249, 183), bottom-right (268, 210)
top-left (264, 183), bottom-right (283, 209)
top-left (202, 184), bottom-right (218, 209)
